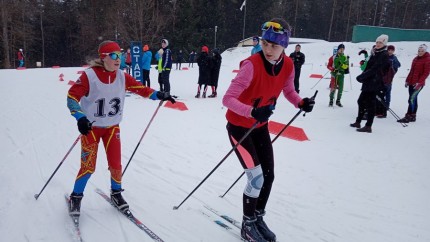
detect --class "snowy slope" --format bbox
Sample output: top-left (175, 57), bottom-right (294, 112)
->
top-left (0, 40), bottom-right (429, 242)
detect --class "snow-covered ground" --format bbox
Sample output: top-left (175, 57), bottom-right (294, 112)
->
top-left (1, 40), bottom-right (429, 242)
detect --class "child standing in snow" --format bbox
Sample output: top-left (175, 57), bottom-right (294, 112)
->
top-left (222, 18), bottom-right (315, 242)
top-left (66, 40), bottom-right (175, 217)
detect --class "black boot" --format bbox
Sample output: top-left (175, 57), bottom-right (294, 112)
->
top-left (69, 192), bottom-right (83, 216)
top-left (336, 100), bottom-right (343, 107)
top-left (356, 125), bottom-right (372, 133)
top-left (202, 92), bottom-right (206, 98)
top-left (255, 210), bottom-right (276, 241)
top-left (409, 114), bottom-right (416, 122)
top-left (350, 122), bottom-right (361, 128)
top-left (241, 215), bottom-right (267, 242)
top-left (329, 100), bottom-right (333, 107)
top-left (195, 92), bottom-right (200, 98)
top-left (111, 189), bottom-right (129, 212)
top-left (208, 92), bottom-right (217, 98)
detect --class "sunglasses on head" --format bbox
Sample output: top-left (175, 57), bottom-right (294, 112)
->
top-left (261, 22), bottom-right (285, 34)
top-left (102, 52), bottom-right (122, 60)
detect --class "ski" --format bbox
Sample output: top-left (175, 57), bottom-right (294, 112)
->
top-left (95, 188), bottom-right (164, 242)
top-left (203, 204), bottom-right (242, 229)
top-left (65, 194), bottom-right (84, 242)
top-left (198, 208), bottom-right (242, 240)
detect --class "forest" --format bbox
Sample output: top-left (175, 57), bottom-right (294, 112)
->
top-left (1, 0), bottom-right (429, 68)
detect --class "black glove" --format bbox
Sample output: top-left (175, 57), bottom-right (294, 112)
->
top-left (358, 50), bottom-right (368, 56)
top-left (251, 105), bottom-right (275, 122)
top-left (299, 98), bottom-right (315, 113)
top-left (156, 91), bottom-right (176, 104)
top-left (77, 117), bottom-right (92, 135)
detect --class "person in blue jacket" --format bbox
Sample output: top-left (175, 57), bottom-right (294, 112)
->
top-left (251, 36), bottom-right (262, 55)
top-left (142, 44), bottom-right (152, 87)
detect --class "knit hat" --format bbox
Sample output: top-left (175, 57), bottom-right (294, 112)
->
top-left (143, 45), bottom-right (149, 51)
top-left (338, 43), bottom-right (345, 50)
top-left (419, 44), bottom-right (428, 52)
top-left (261, 19), bottom-right (291, 48)
top-left (375, 34), bottom-right (389, 46)
top-left (161, 39), bottom-right (169, 46)
top-left (98, 41), bottom-right (121, 58)
top-left (201, 45), bottom-right (209, 53)
top-left (387, 45), bottom-right (395, 51)
top-left (19, 49), bottom-right (23, 51)
top-left (252, 36), bottom-right (259, 43)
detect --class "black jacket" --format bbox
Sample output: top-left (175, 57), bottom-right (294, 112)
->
top-left (356, 48), bottom-right (390, 92)
top-left (289, 51), bottom-right (305, 69)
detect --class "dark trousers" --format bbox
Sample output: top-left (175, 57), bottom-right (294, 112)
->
top-left (294, 67), bottom-right (301, 93)
top-left (356, 91), bottom-right (377, 127)
top-left (161, 70), bottom-right (171, 93)
top-left (226, 122), bottom-right (274, 217)
top-left (142, 69), bottom-right (150, 87)
top-left (407, 85), bottom-right (423, 114)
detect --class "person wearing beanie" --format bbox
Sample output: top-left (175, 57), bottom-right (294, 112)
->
top-left (350, 35), bottom-right (390, 133)
top-left (289, 44), bottom-right (305, 93)
top-left (160, 39), bottom-right (173, 93)
top-left (66, 40), bottom-right (175, 219)
top-left (142, 44), bottom-right (152, 87)
top-left (329, 43), bottom-right (348, 107)
top-left (195, 45), bottom-right (211, 98)
top-left (17, 48), bottom-right (25, 67)
top-left (251, 36), bottom-right (262, 55)
top-left (208, 48), bottom-right (222, 98)
top-left (397, 44), bottom-right (430, 123)
top-left (376, 45), bottom-right (401, 118)
top-left (223, 18), bottom-right (315, 242)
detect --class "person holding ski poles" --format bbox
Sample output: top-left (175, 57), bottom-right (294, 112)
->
top-left (66, 40), bottom-right (175, 217)
top-left (222, 18), bottom-right (315, 242)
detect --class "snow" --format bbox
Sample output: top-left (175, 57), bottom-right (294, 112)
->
top-left (1, 40), bottom-right (429, 242)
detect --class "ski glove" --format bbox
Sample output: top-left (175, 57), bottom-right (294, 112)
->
top-left (156, 91), bottom-right (176, 104)
top-left (77, 117), bottom-right (92, 135)
top-left (251, 105), bottom-right (275, 123)
top-left (299, 98), bottom-right (315, 113)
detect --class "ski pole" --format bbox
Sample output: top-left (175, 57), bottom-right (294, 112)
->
top-left (220, 90), bottom-right (318, 198)
top-left (34, 134), bottom-right (81, 200)
top-left (173, 121), bottom-right (259, 210)
top-left (375, 95), bottom-right (407, 127)
top-left (123, 100), bottom-right (164, 176)
top-left (311, 70), bottom-right (329, 89)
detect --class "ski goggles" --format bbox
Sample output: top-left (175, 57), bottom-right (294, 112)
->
top-left (101, 51), bottom-right (122, 60)
top-left (261, 22), bottom-right (291, 48)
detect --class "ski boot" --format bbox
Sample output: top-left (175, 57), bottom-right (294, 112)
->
top-left (241, 215), bottom-right (267, 242)
top-left (69, 192), bottom-right (83, 216)
top-left (255, 210), bottom-right (276, 241)
top-left (111, 189), bottom-right (129, 213)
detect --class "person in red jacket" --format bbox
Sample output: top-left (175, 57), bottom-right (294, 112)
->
top-left (17, 49), bottom-right (25, 67)
top-left (223, 18), bottom-right (315, 242)
top-left (398, 44), bottom-right (430, 123)
top-left (66, 40), bottom-right (175, 218)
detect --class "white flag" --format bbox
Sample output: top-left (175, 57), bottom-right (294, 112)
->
top-left (240, 0), bottom-right (246, 11)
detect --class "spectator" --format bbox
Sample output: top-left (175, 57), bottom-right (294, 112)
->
top-left (289, 44), bottom-right (305, 93)
top-left (350, 34), bottom-right (390, 133)
top-left (251, 36), bottom-right (262, 55)
top-left (125, 48), bottom-right (132, 74)
top-left (397, 44), bottom-right (430, 123)
top-left (176, 50), bottom-right (184, 70)
top-left (17, 49), bottom-right (25, 67)
top-left (208, 48), bottom-right (222, 98)
top-left (195, 45), bottom-right (211, 98)
top-left (160, 39), bottom-right (173, 94)
top-left (142, 44), bottom-right (152, 87)
top-left (188, 51), bottom-right (196, 67)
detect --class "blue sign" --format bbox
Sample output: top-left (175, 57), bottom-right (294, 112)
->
top-left (130, 41), bottom-right (142, 83)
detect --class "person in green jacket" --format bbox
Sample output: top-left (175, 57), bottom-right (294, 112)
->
top-left (330, 43), bottom-right (349, 107)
